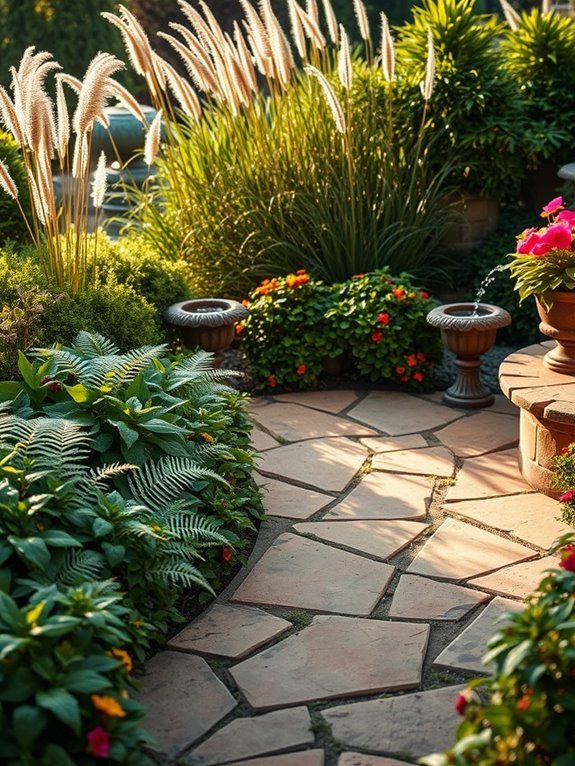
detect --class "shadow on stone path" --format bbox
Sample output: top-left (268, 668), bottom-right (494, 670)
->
top-left (139, 389), bottom-right (569, 766)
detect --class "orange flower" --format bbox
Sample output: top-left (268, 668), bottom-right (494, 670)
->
top-left (392, 287), bottom-right (406, 300)
top-left (267, 375), bottom-right (277, 388)
top-left (406, 354), bottom-right (417, 367)
top-left (352, 273), bottom-right (364, 279)
top-left (413, 371), bottom-right (424, 382)
top-left (295, 269), bottom-right (307, 275)
top-left (377, 312), bottom-right (390, 325)
top-left (395, 366), bottom-right (405, 375)
top-left (91, 695), bottom-right (126, 718)
top-left (242, 299), bottom-right (250, 307)
top-left (235, 323), bottom-right (244, 335)
top-left (200, 432), bottom-right (215, 443)
top-left (108, 648), bottom-right (133, 673)
top-left (296, 364), bottom-right (307, 375)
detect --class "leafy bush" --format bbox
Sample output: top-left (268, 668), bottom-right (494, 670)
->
top-left (241, 269), bottom-right (441, 391)
top-left (552, 443), bottom-right (575, 526)
top-left (0, 129), bottom-right (31, 243)
top-left (421, 537), bottom-right (575, 766)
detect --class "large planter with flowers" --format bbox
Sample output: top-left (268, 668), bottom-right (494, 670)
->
top-left (508, 196), bottom-right (575, 374)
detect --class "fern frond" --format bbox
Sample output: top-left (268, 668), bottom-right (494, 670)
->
top-left (128, 456), bottom-right (226, 508)
top-left (74, 331), bottom-right (121, 358)
top-left (164, 512), bottom-right (229, 545)
top-left (57, 549), bottom-right (105, 585)
top-left (88, 462), bottom-right (136, 486)
top-left (154, 559), bottom-right (215, 594)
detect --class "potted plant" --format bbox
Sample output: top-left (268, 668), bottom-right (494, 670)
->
top-left (507, 196), bottom-right (575, 373)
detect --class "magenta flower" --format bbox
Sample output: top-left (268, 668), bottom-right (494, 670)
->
top-left (87, 727), bottom-right (110, 758)
top-left (557, 209), bottom-right (575, 227)
top-left (539, 222), bottom-right (573, 251)
top-left (541, 196), bottom-right (564, 216)
top-left (560, 489), bottom-right (575, 503)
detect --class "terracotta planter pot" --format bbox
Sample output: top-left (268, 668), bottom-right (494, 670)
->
top-left (535, 291), bottom-right (575, 374)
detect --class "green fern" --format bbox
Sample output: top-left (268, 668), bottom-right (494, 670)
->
top-left (128, 456), bottom-right (227, 509)
top-left (74, 331), bottom-right (120, 358)
top-left (164, 513), bottom-right (230, 546)
top-left (154, 559), bottom-right (215, 595)
top-left (58, 549), bottom-right (105, 585)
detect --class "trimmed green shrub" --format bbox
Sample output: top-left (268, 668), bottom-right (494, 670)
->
top-left (0, 129), bottom-right (31, 243)
top-left (422, 537), bottom-right (575, 766)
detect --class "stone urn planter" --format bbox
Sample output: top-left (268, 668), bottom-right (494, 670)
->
top-left (164, 298), bottom-right (249, 363)
top-left (426, 302), bottom-right (511, 408)
top-left (535, 290), bottom-right (575, 374)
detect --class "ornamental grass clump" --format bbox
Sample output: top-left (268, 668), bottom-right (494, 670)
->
top-left (421, 535), bottom-right (575, 766)
top-left (105, 0), bottom-right (453, 296)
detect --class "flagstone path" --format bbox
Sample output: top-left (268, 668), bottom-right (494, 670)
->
top-left (140, 389), bottom-right (571, 766)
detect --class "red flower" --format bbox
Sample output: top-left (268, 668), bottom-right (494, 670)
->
top-left (416, 352), bottom-right (426, 361)
top-left (392, 287), bottom-right (406, 299)
top-left (455, 691), bottom-right (470, 716)
top-left (352, 273), bottom-right (364, 279)
top-left (395, 366), bottom-right (405, 375)
top-left (413, 371), bottom-right (424, 382)
top-left (296, 364), bottom-right (307, 375)
top-left (267, 375), bottom-right (277, 388)
top-left (296, 269), bottom-right (307, 275)
top-left (222, 547), bottom-right (232, 562)
top-left (377, 312), bottom-right (390, 325)
top-left (87, 727), bottom-right (110, 758)
top-left (420, 290), bottom-right (429, 299)
top-left (235, 323), bottom-right (244, 335)
top-left (562, 446), bottom-right (572, 455)
top-left (406, 354), bottom-right (417, 367)
top-left (517, 695), bottom-right (531, 711)
top-left (560, 489), bottom-right (575, 503)
top-left (371, 330), bottom-right (384, 344)
top-left (400, 375), bottom-right (408, 382)
top-left (559, 544), bottom-right (575, 572)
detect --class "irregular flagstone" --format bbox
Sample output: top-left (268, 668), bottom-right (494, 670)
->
top-left (293, 520), bottom-right (430, 561)
top-left (255, 474), bottom-right (333, 519)
top-left (406, 518), bottom-right (535, 581)
top-left (251, 427), bottom-right (280, 452)
top-left (257, 438), bottom-right (368, 493)
top-left (187, 706), bottom-right (314, 765)
top-left (347, 391), bottom-right (464, 435)
top-left (228, 752), bottom-right (325, 766)
top-left (360, 434), bottom-right (428, 453)
top-left (339, 755), bottom-right (415, 766)
top-left (434, 412), bottom-right (518, 458)
top-left (231, 533), bottom-right (394, 615)
top-left (469, 555), bottom-right (558, 599)
top-left (487, 394), bottom-right (521, 417)
top-left (434, 597), bottom-right (521, 674)
top-left (321, 685), bottom-right (464, 760)
top-left (372, 446), bottom-right (454, 477)
top-left (389, 575), bottom-right (489, 621)
top-left (250, 401), bottom-right (377, 442)
top-left (230, 615), bottom-right (429, 711)
top-left (138, 652), bottom-right (237, 756)
top-left (444, 449), bottom-right (531, 502)
top-left (167, 604), bottom-right (292, 660)
top-left (272, 389), bottom-right (360, 414)
top-left (324, 472), bottom-right (431, 521)
top-left (442, 493), bottom-right (570, 550)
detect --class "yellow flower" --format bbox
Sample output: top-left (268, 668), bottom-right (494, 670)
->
top-left (200, 432), bottom-right (215, 443)
top-left (91, 694), bottom-right (126, 718)
top-left (108, 647), bottom-right (133, 673)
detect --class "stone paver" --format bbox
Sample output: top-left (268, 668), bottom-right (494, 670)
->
top-left (434, 412), bottom-right (518, 458)
top-left (324, 472), bottom-right (431, 521)
top-left (231, 615), bottom-right (429, 711)
top-left (434, 597), bottom-right (521, 674)
top-left (231, 533), bottom-right (394, 615)
top-left (251, 401), bottom-right (377, 442)
top-left (251, 427), bottom-right (280, 452)
top-left (293, 520), bottom-right (430, 561)
top-left (406, 518), bottom-right (535, 581)
top-left (372, 446), bottom-right (454, 477)
top-left (389, 575), bottom-right (489, 621)
top-left (360, 434), bottom-right (427, 453)
top-left (348, 391), bottom-right (464, 435)
top-left (273, 390), bottom-right (360, 413)
top-left (167, 604), bottom-right (292, 660)
top-left (187, 707), bottom-right (314, 765)
top-left (339, 756), bottom-right (415, 766)
top-left (138, 652), bottom-right (237, 755)
top-left (229, 752), bottom-right (325, 766)
top-left (469, 555), bottom-right (558, 598)
top-left (322, 686), bottom-right (464, 760)
top-left (442, 493), bottom-right (569, 549)
top-left (255, 474), bottom-right (333, 519)
top-left (488, 394), bottom-right (522, 417)
top-left (445, 449), bottom-right (531, 501)
top-left (258, 438), bottom-right (368, 492)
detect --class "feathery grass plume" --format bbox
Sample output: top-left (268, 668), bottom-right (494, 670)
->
top-left (92, 151), bottom-right (107, 209)
top-left (162, 60), bottom-right (202, 120)
top-left (223, 42), bottom-right (252, 105)
top-left (541, 0), bottom-right (552, 13)
top-left (321, 0), bottom-right (339, 45)
top-left (73, 53), bottom-right (125, 135)
top-left (338, 25), bottom-right (353, 90)
top-left (0, 85), bottom-right (25, 146)
top-left (159, 32), bottom-right (221, 96)
top-left (58, 74), bottom-right (82, 93)
top-left (28, 173), bottom-right (46, 225)
top-left (72, 133), bottom-right (89, 179)
top-left (198, 0), bottom-right (227, 47)
top-left (240, 0), bottom-right (274, 71)
top-left (294, 2), bottom-right (326, 49)
top-left (144, 109), bottom-right (163, 167)
top-left (169, 22), bottom-right (215, 74)
top-left (288, 0), bottom-right (307, 59)
top-left (353, 0), bottom-right (370, 42)
top-left (0, 159), bottom-right (18, 199)
top-left (305, 65), bottom-right (346, 132)
top-left (499, 0), bottom-right (520, 29)
top-left (106, 80), bottom-right (147, 123)
top-left (101, 12), bottom-right (148, 78)
top-left (55, 77), bottom-right (70, 163)
top-left (260, 0), bottom-right (294, 85)
top-left (380, 12), bottom-right (394, 83)
top-left (234, 21), bottom-right (258, 93)
top-left (422, 28), bottom-right (435, 101)
top-left (179, 0), bottom-right (225, 58)
top-left (306, 0), bottom-right (319, 25)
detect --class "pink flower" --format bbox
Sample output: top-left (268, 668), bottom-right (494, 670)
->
top-left (557, 209), bottom-right (575, 227)
top-left (87, 727), bottom-right (110, 758)
top-left (560, 490), bottom-right (575, 503)
top-left (517, 231), bottom-right (543, 255)
top-left (559, 544), bottom-right (575, 572)
top-left (541, 196), bottom-right (564, 216)
top-left (539, 223), bottom-right (573, 251)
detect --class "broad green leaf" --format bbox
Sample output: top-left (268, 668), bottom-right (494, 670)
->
top-left (0, 381), bottom-right (24, 401)
top-left (8, 536), bottom-right (50, 570)
top-left (18, 353), bottom-right (37, 389)
top-left (65, 384), bottom-right (98, 404)
top-left (35, 688), bottom-right (81, 733)
top-left (41, 530), bottom-right (82, 548)
top-left (115, 421), bottom-right (140, 449)
top-left (42, 744), bottom-right (77, 766)
top-left (13, 705), bottom-right (47, 748)
top-left (62, 669), bottom-right (110, 694)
